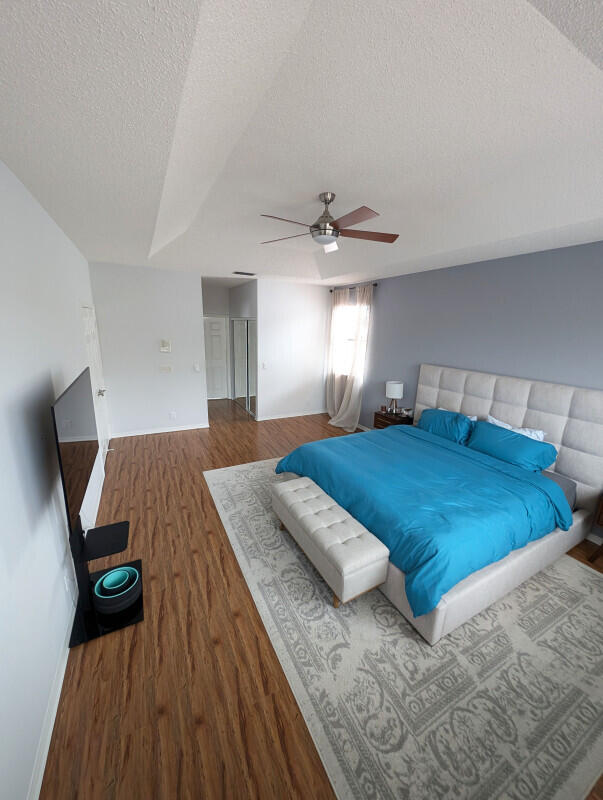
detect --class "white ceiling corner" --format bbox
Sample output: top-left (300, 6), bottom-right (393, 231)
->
top-left (1, 0), bottom-right (603, 286)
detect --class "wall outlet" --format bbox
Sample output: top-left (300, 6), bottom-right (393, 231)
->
top-left (169, 411), bottom-right (177, 420)
top-left (159, 364), bottom-right (172, 373)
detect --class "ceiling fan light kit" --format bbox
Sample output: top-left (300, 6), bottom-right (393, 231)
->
top-left (260, 191), bottom-right (399, 252)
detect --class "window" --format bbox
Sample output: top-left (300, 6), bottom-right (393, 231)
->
top-left (330, 300), bottom-right (371, 378)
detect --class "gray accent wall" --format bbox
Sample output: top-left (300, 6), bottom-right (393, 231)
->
top-left (360, 240), bottom-right (603, 428)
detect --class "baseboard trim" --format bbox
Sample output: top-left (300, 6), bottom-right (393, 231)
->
top-left (27, 604), bottom-right (75, 800)
top-left (586, 531), bottom-right (602, 545)
top-left (111, 423), bottom-right (210, 438)
top-left (255, 409), bottom-right (328, 422)
top-left (356, 424), bottom-right (371, 432)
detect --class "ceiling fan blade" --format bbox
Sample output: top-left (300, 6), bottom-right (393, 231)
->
top-left (260, 232), bottom-right (311, 244)
top-left (339, 229), bottom-right (399, 243)
top-left (332, 205), bottom-right (379, 229)
top-left (261, 214), bottom-right (309, 227)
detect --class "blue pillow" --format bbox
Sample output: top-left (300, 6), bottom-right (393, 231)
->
top-left (417, 408), bottom-right (474, 445)
top-left (467, 420), bottom-right (557, 471)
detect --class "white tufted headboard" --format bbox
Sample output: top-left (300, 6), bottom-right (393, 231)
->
top-left (414, 364), bottom-right (603, 511)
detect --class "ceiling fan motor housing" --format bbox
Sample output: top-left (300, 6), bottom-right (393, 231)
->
top-left (311, 191), bottom-right (339, 243)
top-left (310, 222), bottom-right (340, 244)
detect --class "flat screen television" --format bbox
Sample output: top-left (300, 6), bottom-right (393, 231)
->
top-left (51, 369), bottom-right (141, 646)
top-left (51, 367), bottom-right (99, 533)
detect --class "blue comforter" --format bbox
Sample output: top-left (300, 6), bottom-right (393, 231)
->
top-left (275, 426), bottom-right (572, 616)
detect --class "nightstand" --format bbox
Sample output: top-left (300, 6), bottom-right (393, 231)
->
top-left (588, 495), bottom-right (603, 563)
top-left (374, 411), bottom-right (414, 429)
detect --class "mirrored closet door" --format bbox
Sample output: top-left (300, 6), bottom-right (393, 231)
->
top-left (247, 320), bottom-right (257, 416)
top-left (232, 318), bottom-right (257, 417)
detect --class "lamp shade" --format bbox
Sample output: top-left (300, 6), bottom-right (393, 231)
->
top-left (385, 380), bottom-right (404, 400)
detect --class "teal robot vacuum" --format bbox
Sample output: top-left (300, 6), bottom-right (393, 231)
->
top-left (93, 566), bottom-right (141, 614)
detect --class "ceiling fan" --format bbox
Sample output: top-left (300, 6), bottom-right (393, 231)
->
top-left (260, 192), bottom-right (399, 253)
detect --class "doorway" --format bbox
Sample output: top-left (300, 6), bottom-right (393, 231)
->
top-left (232, 318), bottom-right (257, 417)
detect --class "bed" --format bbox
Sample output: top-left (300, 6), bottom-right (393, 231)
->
top-left (276, 364), bottom-right (603, 644)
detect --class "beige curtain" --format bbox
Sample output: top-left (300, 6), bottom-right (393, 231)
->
top-left (326, 284), bottom-right (373, 432)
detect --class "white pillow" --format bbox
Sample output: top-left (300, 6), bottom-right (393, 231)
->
top-left (487, 414), bottom-right (545, 442)
top-left (438, 407), bottom-right (477, 422)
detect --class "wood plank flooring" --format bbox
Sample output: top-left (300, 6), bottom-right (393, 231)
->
top-left (41, 402), bottom-right (347, 799)
top-left (41, 401), bottom-right (602, 799)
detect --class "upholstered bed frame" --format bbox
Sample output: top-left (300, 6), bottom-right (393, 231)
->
top-left (379, 364), bottom-right (603, 644)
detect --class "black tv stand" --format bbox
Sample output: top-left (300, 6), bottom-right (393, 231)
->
top-left (82, 521), bottom-right (129, 560)
top-left (69, 519), bottom-right (144, 647)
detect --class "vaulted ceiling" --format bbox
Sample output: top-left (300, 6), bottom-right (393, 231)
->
top-left (1, 0), bottom-right (602, 284)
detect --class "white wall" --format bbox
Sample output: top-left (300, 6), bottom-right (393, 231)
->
top-left (90, 262), bottom-right (209, 436)
top-left (0, 161), bottom-right (99, 800)
top-left (201, 279), bottom-right (230, 316)
top-left (256, 279), bottom-right (329, 420)
top-left (229, 280), bottom-right (257, 318)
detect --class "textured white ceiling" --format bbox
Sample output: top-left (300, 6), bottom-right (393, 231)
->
top-left (1, 0), bottom-right (602, 284)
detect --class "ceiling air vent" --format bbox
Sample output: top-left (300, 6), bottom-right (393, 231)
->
top-left (233, 271), bottom-right (256, 276)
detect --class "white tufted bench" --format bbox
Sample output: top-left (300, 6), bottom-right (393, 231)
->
top-left (271, 477), bottom-right (390, 607)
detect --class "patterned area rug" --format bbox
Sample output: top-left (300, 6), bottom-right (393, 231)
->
top-left (204, 458), bottom-right (603, 800)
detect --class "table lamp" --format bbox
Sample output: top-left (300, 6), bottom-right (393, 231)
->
top-left (385, 381), bottom-right (404, 414)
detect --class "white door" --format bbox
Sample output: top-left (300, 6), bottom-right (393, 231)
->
top-left (81, 305), bottom-right (110, 459)
top-left (204, 316), bottom-right (229, 399)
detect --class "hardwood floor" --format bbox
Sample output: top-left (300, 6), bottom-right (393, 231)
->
top-left (41, 401), bottom-right (602, 799)
top-left (567, 538), bottom-right (603, 575)
top-left (41, 402), bottom-right (347, 800)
